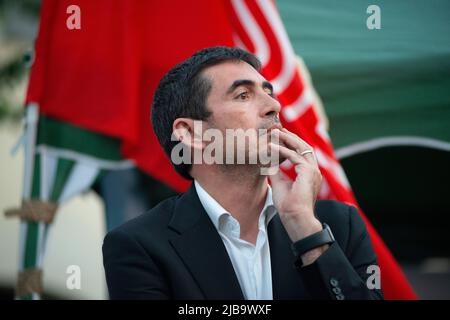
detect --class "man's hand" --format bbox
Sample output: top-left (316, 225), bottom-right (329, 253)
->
top-left (269, 128), bottom-right (328, 265)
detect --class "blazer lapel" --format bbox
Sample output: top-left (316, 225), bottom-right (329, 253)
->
top-left (168, 183), bottom-right (244, 300)
top-left (268, 215), bottom-right (310, 299)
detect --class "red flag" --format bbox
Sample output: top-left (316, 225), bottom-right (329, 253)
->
top-left (26, 0), bottom-right (416, 299)
top-left (27, 0), bottom-right (235, 191)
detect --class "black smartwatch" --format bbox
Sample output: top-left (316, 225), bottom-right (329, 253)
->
top-left (291, 223), bottom-right (335, 267)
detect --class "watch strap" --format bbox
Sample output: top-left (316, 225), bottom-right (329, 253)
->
top-left (291, 223), bottom-right (335, 259)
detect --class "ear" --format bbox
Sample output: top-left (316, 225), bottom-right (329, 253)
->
top-left (172, 118), bottom-right (205, 151)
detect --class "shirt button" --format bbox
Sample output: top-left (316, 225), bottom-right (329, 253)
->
top-left (330, 278), bottom-right (339, 287)
top-left (332, 287), bottom-right (342, 295)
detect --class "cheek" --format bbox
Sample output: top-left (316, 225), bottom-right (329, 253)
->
top-left (209, 99), bottom-right (258, 129)
top-left (223, 110), bottom-right (257, 129)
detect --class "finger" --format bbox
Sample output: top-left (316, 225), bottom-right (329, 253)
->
top-left (293, 161), bottom-right (314, 181)
top-left (269, 167), bottom-right (290, 190)
top-left (269, 142), bottom-right (308, 166)
top-left (275, 129), bottom-right (317, 166)
top-left (298, 149), bottom-right (317, 166)
top-left (279, 128), bottom-right (310, 149)
top-left (280, 128), bottom-right (314, 153)
top-left (292, 161), bottom-right (323, 197)
top-left (281, 127), bottom-right (314, 148)
top-left (280, 132), bottom-right (317, 165)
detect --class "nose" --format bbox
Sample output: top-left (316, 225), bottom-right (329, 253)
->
top-left (260, 93), bottom-right (281, 119)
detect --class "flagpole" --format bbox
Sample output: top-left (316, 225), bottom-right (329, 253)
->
top-left (18, 103), bottom-right (40, 300)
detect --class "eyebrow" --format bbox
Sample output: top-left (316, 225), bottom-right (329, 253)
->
top-left (226, 79), bottom-right (274, 95)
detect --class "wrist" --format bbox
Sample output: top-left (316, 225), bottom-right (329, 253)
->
top-left (291, 223), bottom-right (335, 267)
top-left (282, 214), bottom-right (322, 242)
top-left (300, 244), bottom-right (329, 266)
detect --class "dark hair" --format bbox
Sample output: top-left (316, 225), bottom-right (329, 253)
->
top-left (151, 46), bottom-right (261, 180)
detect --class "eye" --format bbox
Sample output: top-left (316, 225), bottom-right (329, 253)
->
top-left (264, 88), bottom-right (275, 97)
top-left (236, 91), bottom-right (250, 100)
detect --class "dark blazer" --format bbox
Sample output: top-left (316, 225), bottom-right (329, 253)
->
top-left (102, 183), bottom-right (383, 300)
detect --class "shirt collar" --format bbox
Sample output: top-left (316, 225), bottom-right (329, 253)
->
top-left (194, 180), bottom-right (277, 232)
top-left (262, 186), bottom-right (277, 226)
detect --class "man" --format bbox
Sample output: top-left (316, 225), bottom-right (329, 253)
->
top-left (102, 46), bottom-right (383, 300)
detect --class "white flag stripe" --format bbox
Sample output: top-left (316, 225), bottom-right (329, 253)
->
top-left (58, 162), bottom-right (100, 203)
top-left (281, 88), bottom-right (313, 122)
top-left (258, 0), bottom-right (297, 93)
top-left (40, 150), bottom-right (58, 201)
top-left (231, 0), bottom-right (270, 66)
top-left (315, 148), bottom-right (351, 189)
top-left (316, 121), bottom-right (331, 144)
top-left (22, 104), bottom-right (39, 199)
top-left (36, 145), bottom-right (134, 170)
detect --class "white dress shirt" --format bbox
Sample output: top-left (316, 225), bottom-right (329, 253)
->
top-left (194, 180), bottom-right (277, 300)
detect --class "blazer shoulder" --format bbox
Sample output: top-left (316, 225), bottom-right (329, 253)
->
top-left (105, 194), bottom-right (179, 241)
top-left (315, 199), bottom-right (353, 223)
top-left (314, 199), bottom-right (367, 252)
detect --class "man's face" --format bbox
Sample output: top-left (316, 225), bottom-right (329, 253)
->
top-left (204, 60), bottom-right (281, 132)
top-left (201, 60), bottom-right (282, 165)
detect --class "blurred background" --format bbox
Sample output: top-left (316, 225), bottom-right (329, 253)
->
top-left (1, 0), bottom-right (449, 299)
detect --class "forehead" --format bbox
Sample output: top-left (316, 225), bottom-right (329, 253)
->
top-left (202, 60), bottom-right (265, 92)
